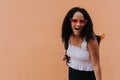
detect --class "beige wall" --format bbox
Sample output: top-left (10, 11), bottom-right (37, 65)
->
top-left (0, 0), bottom-right (120, 80)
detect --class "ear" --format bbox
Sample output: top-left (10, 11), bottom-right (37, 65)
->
top-left (95, 33), bottom-right (105, 47)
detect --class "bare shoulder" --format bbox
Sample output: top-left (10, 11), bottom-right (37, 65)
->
top-left (88, 39), bottom-right (99, 48)
top-left (87, 39), bottom-right (99, 56)
top-left (87, 39), bottom-right (100, 67)
top-left (87, 38), bottom-right (99, 61)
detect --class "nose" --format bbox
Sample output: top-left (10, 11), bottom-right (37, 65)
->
top-left (76, 21), bottom-right (81, 26)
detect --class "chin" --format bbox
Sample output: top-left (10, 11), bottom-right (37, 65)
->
top-left (73, 33), bottom-right (79, 36)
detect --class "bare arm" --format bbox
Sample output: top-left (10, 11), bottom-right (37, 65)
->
top-left (88, 39), bottom-right (102, 80)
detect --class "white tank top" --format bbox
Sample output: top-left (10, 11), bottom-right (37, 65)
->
top-left (66, 39), bottom-right (94, 71)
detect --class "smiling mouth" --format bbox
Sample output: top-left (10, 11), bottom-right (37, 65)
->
top-left (75, 27), bottom-right (80, 30)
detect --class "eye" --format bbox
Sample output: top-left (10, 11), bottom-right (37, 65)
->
top-left (70, 19), bottom-right (78, 23)
top-left (80, 20), bottom-right (85, 23)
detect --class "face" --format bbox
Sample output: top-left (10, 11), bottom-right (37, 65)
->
top-left (71, 11), bottom-right (87, 36)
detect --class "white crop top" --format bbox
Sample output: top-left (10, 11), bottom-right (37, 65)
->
top-left (66, 39), bottom-right (94, 71)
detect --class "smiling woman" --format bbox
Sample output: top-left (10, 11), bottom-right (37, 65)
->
top-left (61, 7), bottom-right (102, 80)
top-left (70, 11), bottom-right (87, 36)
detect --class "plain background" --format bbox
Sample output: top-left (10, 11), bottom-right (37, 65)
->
top-left (0, 0), bottom-right (120, 80)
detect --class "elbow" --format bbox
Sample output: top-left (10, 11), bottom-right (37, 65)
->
top-left (93, 62), bottom-right (101, 70)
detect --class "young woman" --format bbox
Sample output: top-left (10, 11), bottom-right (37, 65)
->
top-left (61, 7), bottom-right (102, 80)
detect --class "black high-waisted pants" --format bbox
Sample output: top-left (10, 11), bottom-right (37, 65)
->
top-left (69, 67), bottom-right (96, 80)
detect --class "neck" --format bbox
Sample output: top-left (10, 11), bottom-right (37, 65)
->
top-left (71, 34), bottom-right (81, 38)
top-left (70, 34), bottom-right (83, 43)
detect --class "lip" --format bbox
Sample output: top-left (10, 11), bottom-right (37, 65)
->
top-left (74, 27), bottom-right (80, 30)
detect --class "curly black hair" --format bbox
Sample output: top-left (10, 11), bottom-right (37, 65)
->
top-left (61, 7), bottom-right (95, 43)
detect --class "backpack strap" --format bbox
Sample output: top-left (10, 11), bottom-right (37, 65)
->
top-left (95, 35), bottom-right (101, 45)
top-left (95, 33), bottom-right (105, 48)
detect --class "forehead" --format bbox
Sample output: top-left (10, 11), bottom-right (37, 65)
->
top-left (72, 11), bottom-right (84, 19)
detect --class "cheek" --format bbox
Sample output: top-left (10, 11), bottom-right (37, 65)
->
top-left (80, 23), bottom-right (86, 28)
top-left (71, 23), bottom-right (74, 31)
top-left (81, 25), bottom-right (85, 28)
top-left (71, 22), bottom-right (75, 28)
